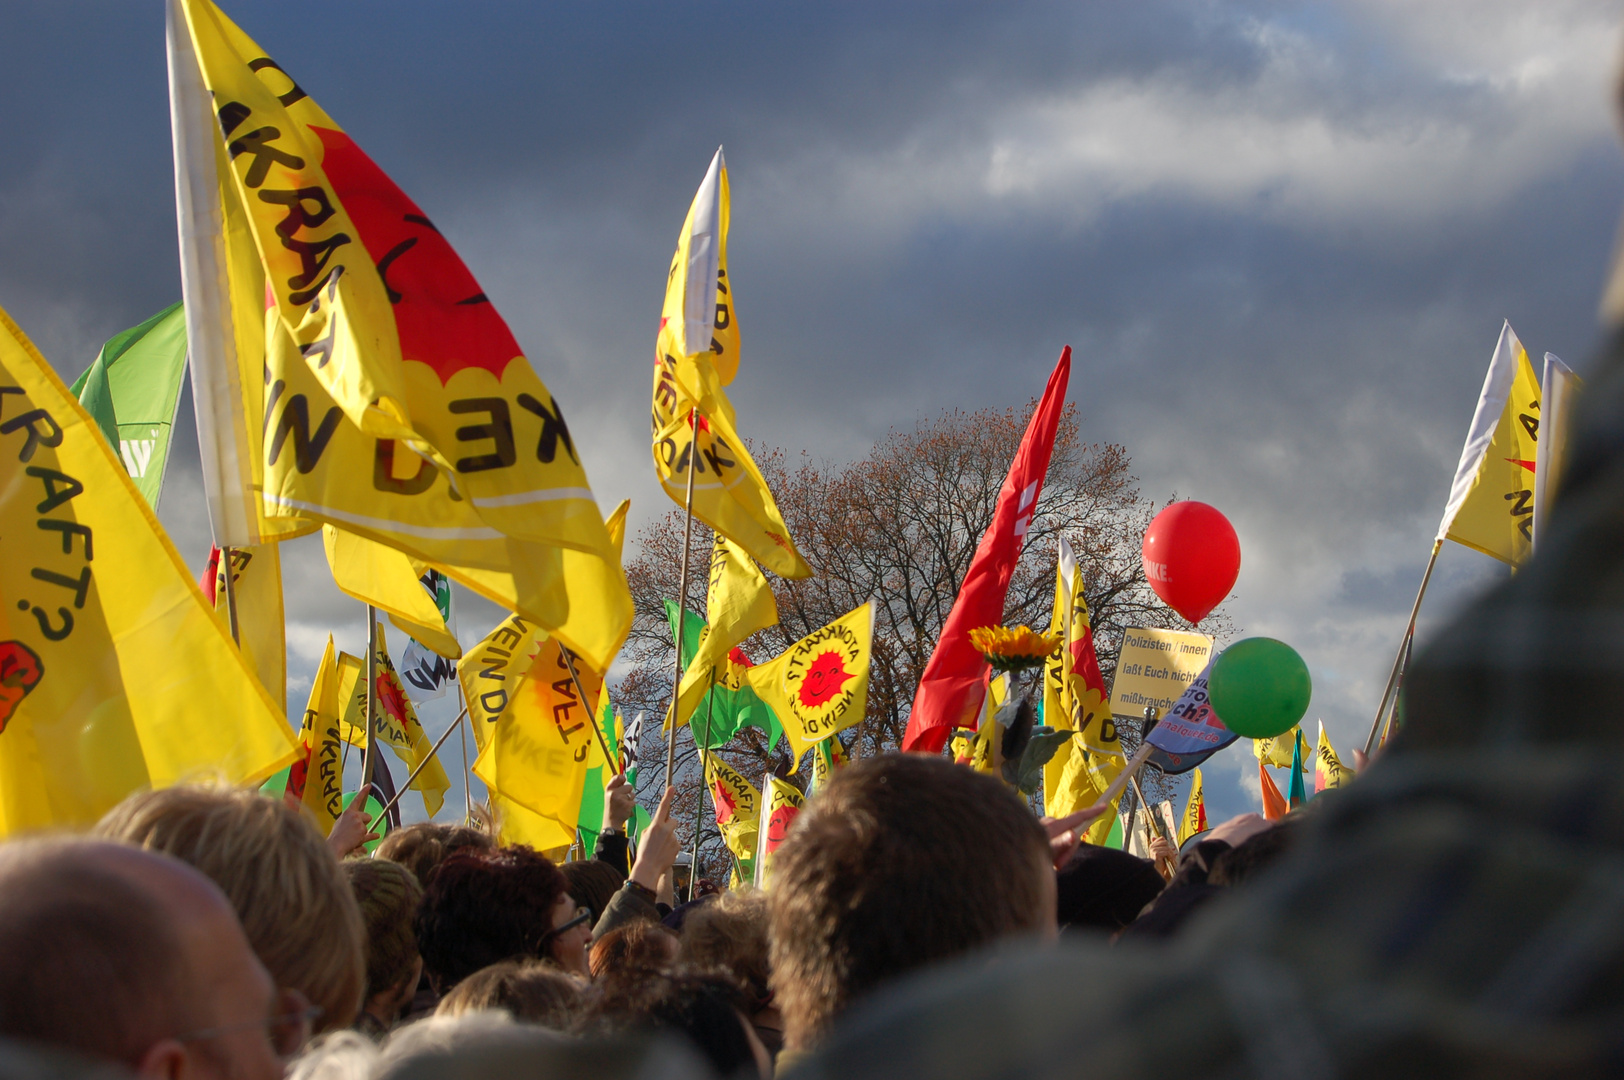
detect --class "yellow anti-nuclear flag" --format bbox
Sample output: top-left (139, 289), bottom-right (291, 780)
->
top-left (473, 638), bottom-right (607, 843)
top-left (1043, 538), bottom-right (1120, 814)
top-left (287, 635), bottom-right (344, 835)
top-left (1047, 739), bottom-right (1121, 846)
top-left (454, 501), bottom-right (629, 751)
top-left (1178, 767), bottom-right (1208, 845)
top-left (1437, 321), bottom-right (1541, 565)
top-left (651, 149), bottom-right (811, 580)
top-left (335, 625), bottom-right (451, 816)
top-left (744, 603), bottom-right (871, 771)
top-left (672, 533), bottom-right (778, 730)
top-left (705, 754), bottom-right (761, 867)
top-left (322, 526), bottom-right (460, 660)
top-left (1314, 721), bottom-right (1354, 792)
top-left (0, 304), bottom-right (296, 834)
top-left (460, 612), bottom-right (547, 753)
top-left (172, 0), bottom-right (631, 669)
top-left (753, 775), bottom-right (805, 888)
top-left (204, 543), bottom-right (286, 707)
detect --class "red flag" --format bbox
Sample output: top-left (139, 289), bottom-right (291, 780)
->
top-left (903, 348), bottom-right (1072, 753)
top-left (1260, 760), bottom-right (1289, 821)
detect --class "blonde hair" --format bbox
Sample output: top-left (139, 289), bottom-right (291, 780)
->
top-left (96, 784), bottom-right (365, 1032)
top-left (679, 889), bottom-right (771, 1007)
top-left (434, 962), bottom-right (583, 1032)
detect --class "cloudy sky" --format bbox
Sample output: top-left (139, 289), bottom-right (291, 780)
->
top-left (4, 0), bottom-right (1621, 824)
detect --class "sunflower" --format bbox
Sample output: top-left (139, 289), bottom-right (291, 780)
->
top-left (967, 625), bottom-right (1062, 672)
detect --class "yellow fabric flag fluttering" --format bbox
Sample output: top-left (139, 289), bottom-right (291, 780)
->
top-left (204, 543), bottom-right (286, 707)
top-left (1253, 725), bottom-right (1302, 769)
top-left (336, 625), bottom-right (451, 816)
top-left (743, 603), bottom-right (871, 771)
top-left (472, 638), bottom-right (607, 847)
top-left (672, 534), bottom-right (778, 731)
top-left (1178, 768), bottom-right (1208, 845)
top-left (704, 754), bottom-right (761, 869)
top-left (288, 635), bottom-right (344, 835)
top-left (171, 0), bottom-right (631, 670)
top-left (753, 776), bottom-right (805, 888)
top-left (1047, 738), bottom-right (1121, 846)
top-left (1042, 537), bottom-right (1120, 814)
top-left (1437, 321), bottom-right (1541, 565)
top-left (322, 527), bottom-right (460, 660)
top-left (0, 304), bottom-right (296, 834)
top-left (650, 149), bottom-right (810, 580)
top-left (459, 613), bottom-right (547, 753)
top-left (1314, 721), bottom-right (1354, 793)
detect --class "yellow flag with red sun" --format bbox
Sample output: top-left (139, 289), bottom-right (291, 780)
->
top-left (742, 603), bottom-right (871, 770)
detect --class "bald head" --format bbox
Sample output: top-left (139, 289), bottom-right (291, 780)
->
top-left (0, 839), bottom-right (266, 1069)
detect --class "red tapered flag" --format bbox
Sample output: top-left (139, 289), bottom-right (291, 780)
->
top-left (903, 348), bottom-right (1072, 753)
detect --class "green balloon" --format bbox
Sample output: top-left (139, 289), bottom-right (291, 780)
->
top-left (1208, 637), bottom-right (1311, 739)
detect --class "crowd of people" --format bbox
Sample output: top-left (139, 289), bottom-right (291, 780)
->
top-left (0, 747), bottom-right (1317, 1080)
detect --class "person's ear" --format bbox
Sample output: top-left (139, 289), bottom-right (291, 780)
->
top-left (134, 1039), bottom-right (189, 1080)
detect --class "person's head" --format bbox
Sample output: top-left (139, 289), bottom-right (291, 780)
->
top-left (1054, 846), bottom-right (1167, 934)
top-left (373, 824), bottom-right (494, 889)
top-left (96, 785), bottom-right (366, 1034)
top-left (414, 846), bottom-right (578, 991)
top-left (434, 961), bottom-right (583, 1031)
top-left (574, 971), bottom-right (767, 1078)
top-left (559, 859), bottom-right (623, 925)
top-left (678, 890), bottom-right (771, 1011)
top-left (1209, 819), bottom-right (1299, 887)
top-left (342, 859), bottom-right (424, 1026)
top-left (767, 754), bottom-right (1053, 1051)
top-left (588, 921), bottom-right (680, 982)
top-left (0, 838), bottom-right (296, 1080)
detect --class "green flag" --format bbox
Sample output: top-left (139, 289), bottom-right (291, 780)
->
top-left (1289, 728), bottom-right (1309, 809)
top-left (69, 303), bottom-right (188, 507)
top-left (663, 599), bottom-right (783, 752)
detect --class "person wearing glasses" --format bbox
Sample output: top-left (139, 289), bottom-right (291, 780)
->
top-left (0, 839), bottom-right (314, 1080)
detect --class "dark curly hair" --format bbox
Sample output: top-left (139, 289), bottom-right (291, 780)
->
top-left (414, 846), bottom-right (568, 991)
top-left (575, 970), bottom-right (757, 1076)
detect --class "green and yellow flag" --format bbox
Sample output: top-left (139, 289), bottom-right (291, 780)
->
top-left (1436, 321), bottom-right (1541, 565)
top-left (69, 302), bottom-right (189, 507)
top-left (0, 304), bottom-right (295, 834)
top-left (650, 149), bottom-right (810, 580)
top-left (673, 534), bottom-right (778, 730)
top-left (287, 635), bottom-right (344, 835)
top-left (171, 0), bottom-right (630, 669)
top-left (743, 603), bottom-right (871, 770)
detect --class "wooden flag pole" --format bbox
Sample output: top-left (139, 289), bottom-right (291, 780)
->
top-left (368, 706), bottom-right (470, 832)
top-left (687, 669), bottom-right (718, 901)
top-left (666, 412), bottom-right (701, 788)
top-left (1364, 539), bottom-right (1442, 756)
top-left (362, 605), bottom-right (378, 804)
top-left (1129, 773), bottom-right (1178, 878)
top-left (560, 647), bottom-right (619, 774)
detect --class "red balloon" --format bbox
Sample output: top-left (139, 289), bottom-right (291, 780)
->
top-left (1141, 502), bottom-right (1240, 623)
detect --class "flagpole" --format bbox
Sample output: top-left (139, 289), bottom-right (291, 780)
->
top-left (363, 605), bottom-right (378, 803)
top-left (753, 766), bottom-right (771, 888)
top-left (368, 706), bottom-right (470, 832)
top-left (221, 546), bottom-right (241, 645)
top-left (560, 647), bottom-right (620, 773)
top-left (666, 411), bottom-right (701, 789)
top-left (457, 681), bottom-right (473, 826)
top-left (1363, 539), bottom-right (1442, 756)
top-left (1129, 773), bottom-right (1178, 878)
top-left (688, 668), bottom-right (717, 901)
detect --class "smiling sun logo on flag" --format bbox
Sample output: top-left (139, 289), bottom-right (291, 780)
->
top-left (798, 651), bottom-right (855, 708)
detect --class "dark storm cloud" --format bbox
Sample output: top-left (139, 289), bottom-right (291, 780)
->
top-left (2, 0), bottom-right (1620, 819)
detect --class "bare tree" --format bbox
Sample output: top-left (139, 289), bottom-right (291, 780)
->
top-left (616, 401), bottom-right (1233, 877)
